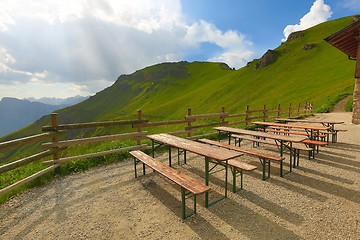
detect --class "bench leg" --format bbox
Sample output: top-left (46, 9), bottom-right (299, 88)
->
top-left (297, 150), bottom-right (300, 166)
top-left (204, 157), bottom-right (227, 207)
top-left (134, 157), bottom-right (138, 178)
top-left (292, 149), bottom-right (297, 168)
top-left (260, 158), bottom-right (271, 180)
top-left (168, 146), bottom-right (172, 167)
top-left (177, 149), bottom-right (187, 165)
top-left (205, 157), bottom-right (209, 207)
top-left (231, 167), bottom-right (243, 193)
top-left (181, 187), bottom-right (198, 219)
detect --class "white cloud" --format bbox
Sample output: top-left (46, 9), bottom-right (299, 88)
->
top-left (282, 0), bottom-right (332, 41)
top-left (185, 20), bottom-right (254, 67)
top-left (0, 0), bottom-right (255, 99)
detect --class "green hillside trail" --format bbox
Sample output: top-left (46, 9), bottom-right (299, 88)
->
top-left (333, 95), bottom-right (352, 112)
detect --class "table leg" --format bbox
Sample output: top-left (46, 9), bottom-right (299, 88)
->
top-left (168, 146), bottom-right (172, 167)
top-left (151, 140), bottom-right (155, 157)
top-left (289, 142), bottom-right (292, 172)
top-left (205, 157), bottom-right (209, 208)
top-left (225, 160), bottom-right (228, 198)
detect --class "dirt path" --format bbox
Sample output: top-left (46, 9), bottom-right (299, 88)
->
top-left (333, 95), bottom-right (352, 112)
top-left (1, 112), bottom-right (360, 240)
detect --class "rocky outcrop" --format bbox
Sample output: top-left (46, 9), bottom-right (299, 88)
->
top-left (256, 50), bottom-right (277, 69)
top-left (303, 43), bottom-right (317, 51)
top-left (286, 31), bottom-right (304, 42)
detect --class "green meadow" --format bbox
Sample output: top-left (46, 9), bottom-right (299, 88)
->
top-left (0, 15), bottom-right (357, 203)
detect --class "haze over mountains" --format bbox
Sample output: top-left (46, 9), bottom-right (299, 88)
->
top-left (0, 96), bottom-right (88, 137)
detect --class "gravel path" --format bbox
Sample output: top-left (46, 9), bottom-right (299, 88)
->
top-left (1, 112), bottom-right (359, 240)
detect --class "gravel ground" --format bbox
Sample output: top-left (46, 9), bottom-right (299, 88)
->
top-left (1, 112), bottom-right (359, 240)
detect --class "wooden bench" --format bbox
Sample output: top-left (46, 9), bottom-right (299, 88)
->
top-left (198, 139), bottom-right (285, 181)
top-left (265, 128), bottom-right (327, 141)
top-left (302, 139), bottom-right (328, 156)
top-left (232, 134), bottom-right (277, 148)
top-left (232, 134), bottom-right (312, 165)
top-left (130, 150), bottom-right (210, 219)
top-left (326, 129), bottom-right (347, 143)
top-left (291, 143), bottom-right (314, 165)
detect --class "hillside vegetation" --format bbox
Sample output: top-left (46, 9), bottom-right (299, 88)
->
top-left (52, 16), bottom-right (355, 125)
top-left (0, 16), bottom-right (357, 202)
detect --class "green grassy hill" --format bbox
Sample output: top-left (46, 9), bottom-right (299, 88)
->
top-left (1, 15), bottom-right (358, 203)
top-left (53, 16), bottom-right (355, 124)
top-left (1, 15), bottom-right (357, 149)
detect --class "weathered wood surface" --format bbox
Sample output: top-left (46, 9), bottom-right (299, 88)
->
top-left (147, 133), bottom-right (242, 161)
top-left (0, 150), bottom-right (52, 174)
top-left (42, 132), bottom-right (147, 148)
top-left (185, 112), bottom-right (228, 120)
top-left (43, 144), bottom-right (149, 165)
top-left (252, 121), bottom-right (329, 131)
top-left (215, 126), bottom-right (307, 143)
top-left (42, 119), bottom-right (148, 131)
top-left (0, 133), bottom-right (55, 150)
top-left (275, 118), bottom-right (344, 125)
top-left (0, 164), bottom-right (59, 195)
top-left (130, 150), bottom-right (210, 195)
top-left (198, 138), bottom-right (284, 161)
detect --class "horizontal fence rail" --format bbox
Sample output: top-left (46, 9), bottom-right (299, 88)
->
top-left (0, 102), bottom-right (312, 197)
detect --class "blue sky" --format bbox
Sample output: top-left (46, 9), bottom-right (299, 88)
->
top-left (0, 0), bottom-right (359, 99)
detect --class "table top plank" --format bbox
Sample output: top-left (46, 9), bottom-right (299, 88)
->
top-left (214, 126), bottom-right (307, 143)
top-left (252, 121), bottom-right (329, 131)
top-left (275, 118), bottom-right (344, 125)
top-left (147, 133), bottom-right (242, 161)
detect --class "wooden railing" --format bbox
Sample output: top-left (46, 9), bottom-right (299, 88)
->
top-left (0, 102), bottom-right (312, 196)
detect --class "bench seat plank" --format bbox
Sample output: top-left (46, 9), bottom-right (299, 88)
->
top-left (228, 159), bottom-right (257, 171)
top-left (198, 138), bottom-right (285, 180)
top-left (130, 150), bottom-right (209, 195)
top-left (199, 139), bottom-right (283, 161)
top-left (130, 150), bottom-right (210, 219)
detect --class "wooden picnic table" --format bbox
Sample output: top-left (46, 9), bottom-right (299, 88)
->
top-left (252, 121), bottom-right (329, 140)
top-left (147, 133), bottom-right (242, 207)
top-left (275, 118), bottom-right (344, 142)
top-left (214, 126), bottom-right (307, 173)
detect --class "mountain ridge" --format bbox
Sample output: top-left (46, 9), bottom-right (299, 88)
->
top-left (0, 15), bottom-right (356, 142)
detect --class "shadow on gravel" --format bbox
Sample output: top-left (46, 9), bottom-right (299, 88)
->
top-left (294, 166), bottom-right (354, 184)
top-left (314, 155), bottom-right (360, 172)
top-left (239, 189), bottom-right (304, 225)
top-left (288, 173), bottom-right (360, 204)
top-left (3, 177), bottom-right (136, 240)
top-left (206, 196), bottom-right (303, 240)
top-left (249, 171), bottom-right (327, 202)
top-left (329, 143), bottom-right (360, 153)
top-left (319, 149), bottom-right (356, 159)
top-left (144, 180), bottom-right (230, 239)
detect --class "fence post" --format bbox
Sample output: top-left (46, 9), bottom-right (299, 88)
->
top-left (277, 104), bottom-right (281, 118)
top-left (136, 110), bottom-right (142, 146)
top-left (288, 103), bottom-right (292, 118)
top-left (263, 104), bottom-right (267, 121)
top-left (245, 105), bottom-right (250, 126)
top-left (221, 106), bottom-right (226, 126)
top-left (187, 108), bottom-right (192, 138)
top-left (297, 103), bottom-right (301, 117)
top-left (51, 113), bottom-right (61, 175)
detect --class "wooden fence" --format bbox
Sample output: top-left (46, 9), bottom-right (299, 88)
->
top-left (0, 102), bottom-right (312, 196)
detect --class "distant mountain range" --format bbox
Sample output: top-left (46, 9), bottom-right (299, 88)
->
top-left (25, 95), bottom-right (89, 106)
top-left (0, 96), bottom-right (88, 137)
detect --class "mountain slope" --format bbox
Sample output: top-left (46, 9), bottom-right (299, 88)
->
top-left (1, 16), bottom-right (357, 141)
top-left (0, 98), bottom-right (66, 137)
